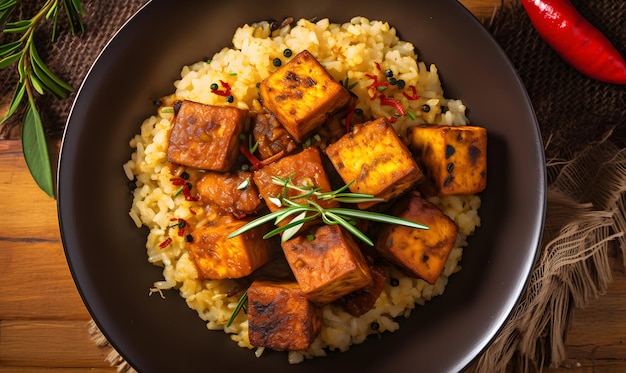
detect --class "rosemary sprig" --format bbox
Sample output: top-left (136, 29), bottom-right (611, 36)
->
top-left (227, 174), bottom-right (429, 246)
top-left (0, 0), bottom-right (84, 197)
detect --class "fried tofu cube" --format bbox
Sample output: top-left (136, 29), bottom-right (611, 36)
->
top-left (325, 117), bottom-right (424, 209)
top-left (408, 125), bottom-right (487, 196)
top-left (187, 216), bottom-right (274, 279)
top-left (375, 192), bottom-right (459, 284)
top-left (167, 100), bottom-right (249, 171)
top-left (259, 50), bottom-right (352, 142)
top-left (247, 280), bottom-right (322, 351)
top-left (281, 225), bottom-right (372, 304)
top-left (253, 147), bottom-right (339, 213)
top-left (196, 171), bottom-right (262, 217)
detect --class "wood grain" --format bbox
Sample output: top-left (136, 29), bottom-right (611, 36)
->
top-left (1, 1), bottom-right (625, 371)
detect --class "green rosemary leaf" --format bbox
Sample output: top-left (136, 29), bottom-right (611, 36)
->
top-left (0, 51), bottom-right (19, 69)
top-left (329, 207), bottom-right (429, 230)
top-left (226, 208), bottom-right (288, 238)
top-left (0, 80), bottom-right (25, 124)
top-left (0, 40), bottom-right (21, 57)
top-left (324, 210), bottom-right (374, 246)
top-left (30, 41), bottom-right (73, 94)
top-left (4, 19), bottom-right (31, 33)
top-left (262, 211), bottom-right (318, 241)
top-left (31, 58), bottom-right (67, 98)
top-left (278, 210), bottom-right (308, 242)
top-left (273, 205), bottom-right (310, 224)
top-left (29, 73), bottom-right (45, 95)
top-left (226, 290), bottom-right (248, 328)
top-left (0, 0), bottom-right (17, 11)
top-left (63, 0), bottom-right (85, 35)
top-left (22, 100), bottom-right (54, 197)
top-left (49, 1), bottom-right (60, 41)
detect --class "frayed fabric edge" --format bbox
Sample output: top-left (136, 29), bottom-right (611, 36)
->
top-left (476, 133), bottom-right (626, 373)
top-left (88, 320), bottom-right (137, 373)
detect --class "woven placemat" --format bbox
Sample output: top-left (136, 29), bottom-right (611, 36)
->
top-left (2, 1), bottom-right (625, 372)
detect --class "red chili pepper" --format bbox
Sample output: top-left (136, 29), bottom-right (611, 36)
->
top-left (402, 86), bottom-right (420, 100)
top-left (159, 237), bottom-right (172, 249)
top-left (211, 80), bottom-right (233, 96)
top-left (379, 95), bottom-right (406, 116)
top-left (521, 0), bottom-right (626, 84)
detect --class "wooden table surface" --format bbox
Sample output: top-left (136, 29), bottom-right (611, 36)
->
top-left (1, 1), bottom-right (625, 372)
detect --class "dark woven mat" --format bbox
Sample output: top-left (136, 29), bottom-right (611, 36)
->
top-left (489, 0), bottom-right (626, 161)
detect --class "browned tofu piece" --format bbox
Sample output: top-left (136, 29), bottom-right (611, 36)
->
top-left (408, 125), bottom-right (487, 196)
top-left (187, 216), bottom-right (275, 279)
top-left (253, 147), bottom-right (339, 213)
top-left (259, 50), bottom-right (352, 142)
top-left (325, 117), bottom-right (424, 209)
top-left (247, 280), bottom-right (322, 351)
top-left (167, 100), bottom-right (249, 171)
top-left (335, 258), bottom-right (386, 317)
top-left (252, 110), bottom-right (298, 160)
top-left (196, 171), bottom-right (262, 217)
top-left (281, 225), bottom-right (372, 304)
top-left (375, 192), bottom-right (458, 284)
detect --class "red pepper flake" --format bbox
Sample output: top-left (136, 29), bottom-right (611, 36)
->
top-left (374, 62), bottom-right (382, 72)
top-left (170, 177), bottom-right (185, 186)
top-left (189, 208), bottom-right (197, 215)
top-left (159, 237), bottom-right (172, 249)
top-left (344, 102), bottom-right (357, 132)
top-left (402, 85), bottom-right (420, 100)
top-left (232, 211), bottom-right (247, 219)
top-left (182, 183), bottom-right (199, 202)
top-left (379, 94), bottom-right (406, 116)
top-left (211, 80), bottom-right (232, 97)
top-left (240, 144), bottom-right (263, 170)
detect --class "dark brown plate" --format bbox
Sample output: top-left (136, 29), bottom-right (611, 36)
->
top-left (57, 0), bottom-right (546, 372)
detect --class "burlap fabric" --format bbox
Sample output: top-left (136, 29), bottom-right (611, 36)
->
top-left (2, 1), bottom-right (624, 372)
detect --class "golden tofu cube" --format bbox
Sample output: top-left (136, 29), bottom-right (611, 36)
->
top-left (253, 147), bottom-right (339, 213)
top-left (187, 216), bottom-right (275, 279)
top-left (281, 225), bottom-right (372, 304)
top-left (196, 171), bottom-right (262, 217)
top-left (325, 117), bottom-right (424, 209)
top-left (375, 192), bottom-right (459, 284)
top-left (247, 280), bottom-right (322, 351)
top-left (408, 125), bottom-right (487, 196)
top-left (167, 100), bottom-right (249, 172)
top-left (259, 50), bottom-right (352, 142)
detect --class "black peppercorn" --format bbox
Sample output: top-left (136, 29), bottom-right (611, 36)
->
top-left (283, 48), bottom-right (293, 58)
top-left (390, 277), bottom-right (399, 287)
top-left (226, 95), bottom-right (234, 103)
top-left (272, 58), bottom-right (282, 67)
top-left (210, 83), bottom-right (219, 91)
top-left (422, 104), bottom-right (431, 113)
top-left (397, 79), bottom-right (406, 89)
top-left (185, 234), bottom-right (194, 243)
top-left (384, 69), bottom-right (393, 77)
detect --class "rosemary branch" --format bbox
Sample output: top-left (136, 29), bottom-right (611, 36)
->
top-left (0, 0), bottom-right (84, 197)
top-left (227, 174), bottom-right (428, 246)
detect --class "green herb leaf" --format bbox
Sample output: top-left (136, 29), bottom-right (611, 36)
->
top-left (0, 51), bottom-right (20, 69)
top-left (4, 19), bottom-right (31, 33)
top-left (0, 80), bottom-right (25, 124)
top-left (226, 290), bottom-right (248, 328)
top-left (22, 100), bottom-right (54, 197)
